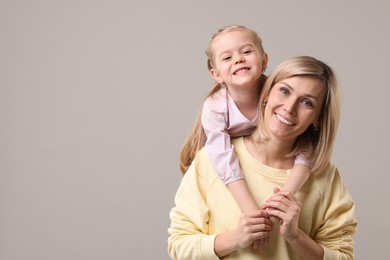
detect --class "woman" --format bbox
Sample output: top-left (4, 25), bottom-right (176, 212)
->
top-left (168, 56), bottom-right (357, 260)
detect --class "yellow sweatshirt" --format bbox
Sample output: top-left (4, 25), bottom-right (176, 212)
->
top-left (168, 137), bottom-right (357, 260)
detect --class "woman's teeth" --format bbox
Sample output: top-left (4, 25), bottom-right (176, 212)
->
top-left (276, 114), bottom-right (294, 125)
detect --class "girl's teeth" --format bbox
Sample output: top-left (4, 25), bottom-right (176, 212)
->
top-left (235, 68), bottom-right (249, 74)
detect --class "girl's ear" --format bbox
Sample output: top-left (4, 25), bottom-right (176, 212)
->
top-left (210, 69), bottom-right (223, 84)
top-left (262, 52), bottom-right (269, 71)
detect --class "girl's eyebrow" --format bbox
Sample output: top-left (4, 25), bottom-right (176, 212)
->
top-left (217, 43), bottom-right (254, 59)
top-left (279, 82), bottom-right (320, 101)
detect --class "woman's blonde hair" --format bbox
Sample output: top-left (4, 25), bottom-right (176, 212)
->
top-left (252, 56), bottom-right (341, 173)
top-left (179, 25), bottom-right (267, 175)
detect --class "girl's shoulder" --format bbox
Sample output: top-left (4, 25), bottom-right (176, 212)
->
top-left (204, 87), bottom-right (228, 108)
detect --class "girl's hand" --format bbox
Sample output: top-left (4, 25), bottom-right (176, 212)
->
top-left (233, 210), bottom-right (274, 250)
top-left (261, 187), bottom-right (302, 241)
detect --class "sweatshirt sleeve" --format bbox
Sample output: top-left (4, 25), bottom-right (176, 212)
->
top-left (167, 155), bottom-right (220, 260)
top-left (314, 167), bottom-right (358, 260)
top-left (201, 96), bottom-right (243, 185)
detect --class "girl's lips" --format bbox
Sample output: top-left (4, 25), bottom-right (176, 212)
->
top-left (275, 113), bottom-right (295, 126)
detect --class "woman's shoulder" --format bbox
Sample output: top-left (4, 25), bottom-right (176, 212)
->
top-left (310, 161), bottom-right (346, 196)
top-left (188, 147), bottom-right (220, 185)
top-left (313, 161), bottom-right (338, 181)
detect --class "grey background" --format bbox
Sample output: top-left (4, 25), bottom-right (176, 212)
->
top-left (1, 0), bottom-right (388, 259)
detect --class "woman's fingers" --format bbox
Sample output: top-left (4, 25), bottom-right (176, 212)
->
top-left (234, 210), bottom-right (275, 249)
top-left (260, 190), bottom-right (303, 241)
top-left (242, 211), bottom-right (273, 234)
top-left (261, 190), bottom-right (302, 226)
top-left (263, 195), bottom-right (290, 213)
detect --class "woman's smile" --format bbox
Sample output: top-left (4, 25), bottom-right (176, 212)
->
top-left (275, 113), bottom-right (295, 126)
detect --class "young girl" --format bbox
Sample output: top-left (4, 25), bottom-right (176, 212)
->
top-left (179, 25), bottom-right (312, 247)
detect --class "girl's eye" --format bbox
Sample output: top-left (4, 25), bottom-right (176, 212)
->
top-left (222, 56), bottom-right (231, 61)
top-left (243, 49), bottom-right (253, 54)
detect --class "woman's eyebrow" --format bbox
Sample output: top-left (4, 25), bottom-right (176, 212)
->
top-left (279, 82), bottom-right (320, 101)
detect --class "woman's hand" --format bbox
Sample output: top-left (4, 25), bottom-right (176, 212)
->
top-left (215, 209), bottom-right (274, 257)
top-left (261, 187), bottom-right (302, 242)
top-left (233, 210), bottom-right (274, 249)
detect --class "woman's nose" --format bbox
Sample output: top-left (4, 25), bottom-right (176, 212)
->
top-left (284, 100), bottom-right (297, 115)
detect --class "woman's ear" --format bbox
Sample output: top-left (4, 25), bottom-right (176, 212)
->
top-left (263, 94), bottom-right (269, 105)
top-left (313, 121), bottom-right (320, 131)
top-left (210, 69), bottom-right (223, 84)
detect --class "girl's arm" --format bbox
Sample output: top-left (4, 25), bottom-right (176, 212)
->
top-left (202, 97), bottom-right (265, 249)
top-left (281, 164), bottom-right (311, 194)
top-left (227, 179), bottom-right (259, 213)
top-left (202, 96), bottom-right (260, 213)
top-left (282, 153), bottom-right (312, 194)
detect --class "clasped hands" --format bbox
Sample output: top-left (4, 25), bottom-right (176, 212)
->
top-left (234, 187), bottom-right (302, 250)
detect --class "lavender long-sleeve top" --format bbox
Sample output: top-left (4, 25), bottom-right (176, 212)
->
top-left (201, 88), bottom-right (258, 185)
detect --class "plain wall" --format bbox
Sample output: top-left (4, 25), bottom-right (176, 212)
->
top-left (1, 0), bottom-right (389, 259)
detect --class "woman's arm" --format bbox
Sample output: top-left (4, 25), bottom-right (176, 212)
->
top-left (168, 161), bottom-right (219, 260)
top-left (313, 168), bottom-right (357, 260)
top-left (262, 188), bottom-right (324, 260)
top-left (263, 168), bottom-right (358, 260)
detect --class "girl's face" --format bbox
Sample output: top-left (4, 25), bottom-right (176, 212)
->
top-left (264, 76), bottom-right (326, 142)
top-left (209, 30), bottom-right (266, 91)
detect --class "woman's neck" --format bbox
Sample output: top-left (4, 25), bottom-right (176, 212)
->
top-left (244, 136), bottom-right (295, 169)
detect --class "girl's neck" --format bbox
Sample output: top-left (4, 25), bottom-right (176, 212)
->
top-left (227, 84), bottom-right (260, 120)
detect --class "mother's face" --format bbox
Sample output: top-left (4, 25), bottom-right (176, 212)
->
top-left (264, 76), bottom-right (326, 141)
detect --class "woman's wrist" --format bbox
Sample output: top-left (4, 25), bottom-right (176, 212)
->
top-left (284, 228), bottom-right (302, 244)
top-left (285, 229), bottom-right (324, 260)
top-left (214, 232), bottom-right (239, 258)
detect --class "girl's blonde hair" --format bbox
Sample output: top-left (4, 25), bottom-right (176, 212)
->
top-left (252, 56), bottom-right (341, 173)
top-left (179, 25), bottom-right (267, 175)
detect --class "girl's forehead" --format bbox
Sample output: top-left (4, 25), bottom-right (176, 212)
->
top-left (214, 29), bottom-right (250, 43)
top-left (212, 31), bottom-right (253, 52)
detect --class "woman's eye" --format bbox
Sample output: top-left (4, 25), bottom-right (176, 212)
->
top-left (302, 99), bottom-right (314, 108)
top-left (280, 88), bottom-right (289, 95)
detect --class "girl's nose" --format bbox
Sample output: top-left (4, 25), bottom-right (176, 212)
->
top-left (234, 54), bottom-right (245, 64)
